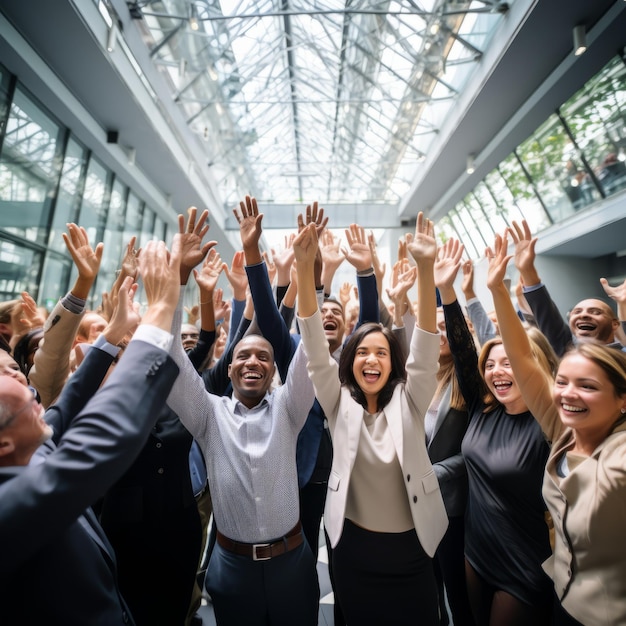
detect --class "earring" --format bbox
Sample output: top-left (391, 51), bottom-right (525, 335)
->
top-left (622, 408), bottom-right (626, 415)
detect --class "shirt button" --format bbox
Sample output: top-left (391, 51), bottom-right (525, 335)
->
top-left (406, 474), bottom-right (411, 482)
top-left (413, 495), bottom-right (417, 503)
top-left (157, 468), bottom-right (164, 474)
top-left (156, 442), bottom-right (162, 449)
top-left (255, 496), bottom-right (261, 502)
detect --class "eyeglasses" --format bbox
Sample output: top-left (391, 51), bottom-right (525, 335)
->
top-left (15, 387), bottom-right (38, 415)
top-left (0, 387), bottom-right (38, 431)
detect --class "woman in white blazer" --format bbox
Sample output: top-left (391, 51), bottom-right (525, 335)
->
top-left (295, 214), bottom-right (447, 626)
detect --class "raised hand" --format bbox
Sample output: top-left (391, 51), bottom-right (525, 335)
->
top-left (434, 238), bottom-right (464, 292)
top-left (368, 231), bottom-right (386, 298)
top-left (406, 212), bottom-right (436, 265)
top-left (485, 233), bottom-right (513, 292)
top-left (273, 234), bottom-right (296, 285)
top-left (600, 276), bottom-right (626, 305)
top-left (16, 291), bottom-right (45, 329)
top-left (297, 201), bottom-right (328, 236)
top-left (120, 236), bottom-right (140, 280)
top-left (184, 304), bottom-right (200, 326)
top-left (342, 223), bottom-right (372, 271)
top-left (194, 248), bottom-right (226, 294)
top-left (223, 250), bottom-right (248, 300)
top-left (234, 195), bottom-right (263, 263)
top-left (293, 222), bottom-right (319, 265)
top-left (213, 288), bottom-right (231, 323)
top-left (177, 207), bottom-right (216, 284)
top-left (339, 282), bottom-right (353, 309)
top-left (139, 238), bottom-right (182, 330)
top-left (102, 276), bottom-right (140, 347)
top-left (293, 222), bottom-right (319, 318)
top-left (600, 276), bottom-right (626, 323)
top-left (320, 230), bottom-right (344, 272)
top-left (508, 220), bottom-right (539, 281)
top-left (397, 237), bottom-right (408, 263)
top-left (386, 261), bottom-right (417, 310)
top-left (62, 223), bottom-right (104, 299)
top-left (461, 259), bottom-right (476, 300)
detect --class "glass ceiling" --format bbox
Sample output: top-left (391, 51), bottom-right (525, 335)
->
top-left (133, 0), bottom-right (510, 209)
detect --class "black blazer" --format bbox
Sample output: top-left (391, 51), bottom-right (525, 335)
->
top-left (0, 339), bottom-right (178, 625)
top-left (427, 385), bottom-right (470, 518)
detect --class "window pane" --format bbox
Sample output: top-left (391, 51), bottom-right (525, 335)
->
top-left (472, 182), bottom-right (509, 236)
top-left (456, 203), bottom-right (487, 258)
top-left (0, 86), bottom-right (63, 245)
top-left (39, 253), bottom-right (72, 310)
top-left (0, 237), bottom-right (42, 300)
top-left (140, 206), bottom-right (155, 248)
top-left (48, 137), bottom-right (87, 253)
top-left (99, 178), bottom-right (127, 295)
top-left (124, 191), bottom-right (143, 244)
top-left (75, 155), bottom-right (109, 306)
top-left (517, 113), bottom-right (601, 221)
top-left (448, 208), bottom-right (479, 259)
top-left (561, 56), bottom-right (626, 198)
top-left (497, 154), bottom-right (551, 233)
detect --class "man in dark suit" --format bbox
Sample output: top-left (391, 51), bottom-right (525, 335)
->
top-left (0, 237), bottom-right (182, 626)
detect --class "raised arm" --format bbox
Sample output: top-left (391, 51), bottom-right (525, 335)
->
top-left (461, 259), bottom-right (498, 346)
top-left (29, 224), bottom-right (104, 408)
top-left (342, 223), bottom-right (379, 327)
top-left (45, 276), bottom-right (141, 443)
top-left (406, 213), bottom-right (437, 333)
top-left (438, 239), bottom-right (483, 409)
top-left (235, 196), bottom-right (295, 381)
top-left (487, 233), bottom-right (562, 441)
top-left (510, 220), bottom-right (572, 356)
top-left (1, 240), bottom-right (180, 574)
top-left (600, 276), bottom-right (626, 339)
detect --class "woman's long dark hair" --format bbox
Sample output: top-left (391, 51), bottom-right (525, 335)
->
top-left (338, 322), bottom-right (407, 411)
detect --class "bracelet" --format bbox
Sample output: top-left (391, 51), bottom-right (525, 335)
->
top-left (199, 299), bottom-right (211, 305)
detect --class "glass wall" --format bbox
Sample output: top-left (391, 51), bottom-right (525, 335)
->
top-left (0, 65), bottom-right (168, 308)
top-left (440, 55), bottom-right (626, 258)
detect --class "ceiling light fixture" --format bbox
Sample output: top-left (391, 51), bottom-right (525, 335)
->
top-left (127, 147), bottom-right (136, 166)
top-left (573, 25), bottom-right (587, 56)
top-left (189, 5), bottom-right (199, 31)
top-left (466, 154), bottom-right (475, 175)
top-left (107, 23), bottom-right (117, 52)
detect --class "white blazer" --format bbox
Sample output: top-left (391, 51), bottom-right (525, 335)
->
top-left (298, 311), bottom-right (448, 556)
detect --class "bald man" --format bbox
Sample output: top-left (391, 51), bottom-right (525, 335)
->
top-left (510, 219), bottom-right (624, 357)
top-left (0, 240), bottom-right (182, 626)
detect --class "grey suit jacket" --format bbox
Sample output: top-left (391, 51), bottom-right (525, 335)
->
top-left (0, 338), bottom-right (179, 625)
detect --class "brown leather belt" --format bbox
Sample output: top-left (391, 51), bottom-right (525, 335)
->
top-left (216, 521), bottom-right (303, 561)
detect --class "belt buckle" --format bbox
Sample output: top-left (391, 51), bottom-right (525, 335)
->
top-left (252, 542), bottom-right (271, 561)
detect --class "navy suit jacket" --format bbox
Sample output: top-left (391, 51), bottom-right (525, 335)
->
top-left (0, 339), bottom-right (179, 625)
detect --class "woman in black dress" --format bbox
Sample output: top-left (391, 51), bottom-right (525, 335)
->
top-left (435, 239), bottom-right (553, 626)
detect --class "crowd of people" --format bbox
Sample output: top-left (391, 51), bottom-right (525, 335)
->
top-left (1, 199), bottom-right (625, 626)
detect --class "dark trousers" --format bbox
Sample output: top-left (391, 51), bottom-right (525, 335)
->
top-left (333, 519), bottom-right (439, 626)
top-left (435, 515), bottom-right (475, 626)
top-left (205, 540), bottom-right (319, 626)
top-left (299, 480), bottom-right (328, 560)
top-left (553, 596), bottom-right (583, 626)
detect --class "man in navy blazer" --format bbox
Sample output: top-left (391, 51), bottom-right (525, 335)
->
top-left (0, 237), bottom-right (183, 625)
